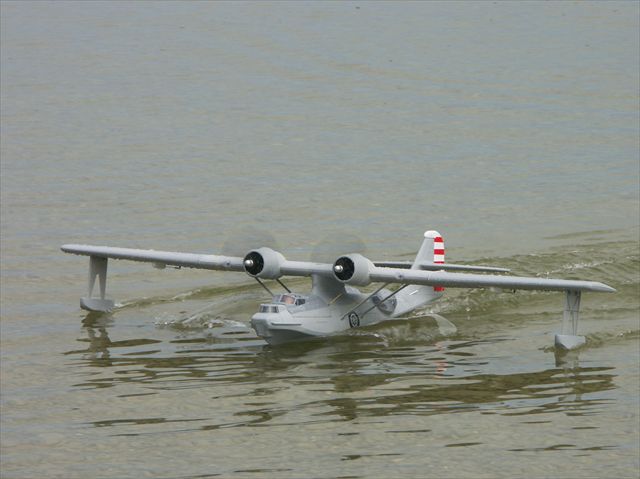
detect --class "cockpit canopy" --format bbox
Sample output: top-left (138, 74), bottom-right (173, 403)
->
top-left (273, 294), bottom-right (306, 306)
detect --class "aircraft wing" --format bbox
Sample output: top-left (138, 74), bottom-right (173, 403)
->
top-left (62, 244), bottom-right (614, 292)
top-left (374, 261), bottom-right (510, 273)
top-left (60, 244), bottom-right (335, 276)
top-left (367, 266), bottom-right (615, 293)
top-left (61, 244), bottom-right (246, 271)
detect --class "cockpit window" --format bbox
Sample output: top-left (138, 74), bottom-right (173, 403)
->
top-left (262, 293), bottom-right (323, 312)
top-left (274, 294), bottom-right (296, 305)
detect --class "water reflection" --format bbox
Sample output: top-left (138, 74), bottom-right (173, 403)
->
top-left (75, 313), bottom-right (115, 363)
top-left (65, 313), bottom-right (617, 435)
top-left (66, 314), bottom-right (163, 367)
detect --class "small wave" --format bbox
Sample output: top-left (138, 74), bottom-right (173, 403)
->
top-left (548, 260), bottom-right (614, 274)
top-left (459, 237), bottom-right (637, 295)
top-left (584, 329), bottom-right (639, 348)
top-left (114, 281), bottom-right (269, 311)
top-left (543, 228), bottom-right (625, 241)
top-left (155, 309), bottom-right (249, 331)
top-left (543, 328), bottom-right (639, 354)
top-left (362, 313), bottom-right (458, 345)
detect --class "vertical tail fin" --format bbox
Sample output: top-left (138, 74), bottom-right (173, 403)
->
top-left (411, 230), bottom-right (445, 292)
top-left (411, 231), bottom-right (445, 267)
top-left (392, 230), bottom-right (444, 317)
top-left (431, 231), bottom-right (445, 292)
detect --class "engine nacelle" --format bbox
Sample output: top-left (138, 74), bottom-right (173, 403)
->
top-left (243, 247), bottom-right (286, 279)
top-left (332, 253), bottom-right (374, 286)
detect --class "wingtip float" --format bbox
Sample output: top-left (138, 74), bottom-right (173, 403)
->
top-left (61, 230), bottom-right (615, 350)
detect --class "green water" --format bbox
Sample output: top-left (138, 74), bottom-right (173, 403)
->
top-left (1, 2), bottom-right (638, 478)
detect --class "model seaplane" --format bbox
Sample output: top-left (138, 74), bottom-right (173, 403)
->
top-left (62, 230), bottom-right (615, 350)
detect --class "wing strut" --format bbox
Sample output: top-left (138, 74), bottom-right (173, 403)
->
top-left (254, 278), bottom-right (275, 296)
top-left (341, 283), bottom-right (390, 323)
top-left (80, 256), bottom-right (115, 312)
top-left (342, 284), bottom-right (410, 325)
top-left (555, 290), bottom-right (585, 350)
top-left (276, 278), bottom-right (292, 293)
top-left (253, 278), bottom-right (292, 296)
top-left (359, 284), bottom-right (409, 318)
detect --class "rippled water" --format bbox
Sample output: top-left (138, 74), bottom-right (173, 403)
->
top-left (1, 2), bottom-right (639, 478)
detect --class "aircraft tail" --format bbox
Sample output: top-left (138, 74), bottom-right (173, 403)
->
top-left (392, 231), bottom-right (445, 317)
top-left (412, 230), bottom-right (445, 291)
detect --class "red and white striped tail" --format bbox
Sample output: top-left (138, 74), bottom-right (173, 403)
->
top-left (426, 231), bottom-right (445, 292)
top-left (395, 230), bottom-right (447, 316)
top-left (433, 235), bottom-right (445, 264)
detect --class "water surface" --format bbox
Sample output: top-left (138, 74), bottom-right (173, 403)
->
top-left (1, 2), bottom-right (638, 478)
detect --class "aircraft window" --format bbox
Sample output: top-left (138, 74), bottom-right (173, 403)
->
top-left (270, 306), bottom-right (279, 313)
top-left (281, 295), bottom-right (296, 305)
top-left (295, 299), bottom-right (306, 306)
